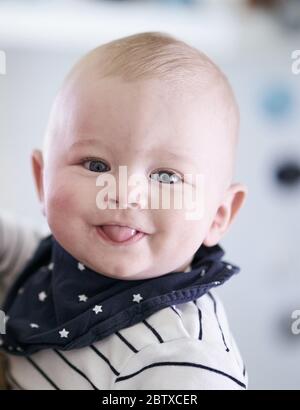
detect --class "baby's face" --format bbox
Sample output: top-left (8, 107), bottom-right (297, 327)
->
top-left (35, 76), bottom-right (241, 280)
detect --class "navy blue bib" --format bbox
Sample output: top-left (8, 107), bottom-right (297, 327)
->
top-left (0, 235), bottom-right (239, 356)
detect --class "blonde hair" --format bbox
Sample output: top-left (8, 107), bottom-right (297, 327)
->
top-left (66, 31), bottom-right (232, 89)
top-left (95, 32), bottom-right (219, 82)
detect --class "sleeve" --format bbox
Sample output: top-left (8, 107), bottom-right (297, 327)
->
top-left (0, 210), bottom-right (45, 299)
top-left (111, 338), bottom-right (248, 390)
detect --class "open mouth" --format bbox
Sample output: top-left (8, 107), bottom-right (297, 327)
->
top-left (96, 225), bottom-right (146, 246)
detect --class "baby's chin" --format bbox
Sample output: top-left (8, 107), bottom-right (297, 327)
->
top-left (76, 246), bottom-right (177, 280)
top-left (86, 250), bottom-right (195, 280)
top-left (82, 256), bottom-right (168, 281)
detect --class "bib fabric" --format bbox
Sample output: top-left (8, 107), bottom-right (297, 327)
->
top-left (0, 235), bottom-right (239, 356)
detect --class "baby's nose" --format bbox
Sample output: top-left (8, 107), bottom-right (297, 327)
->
top-left (95, 166), bottom-right (149, 210)
top-left (114, 181), bottom-right (148, 210)
top-left (110, 170), bottom-right (149, 210)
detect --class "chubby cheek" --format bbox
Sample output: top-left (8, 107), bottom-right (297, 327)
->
top-left (44, 172), bottom-right (96, 238)
top-left (150, 210), bottom-right (204, 273)
top-left (154, 208), bottom-right (204, 246)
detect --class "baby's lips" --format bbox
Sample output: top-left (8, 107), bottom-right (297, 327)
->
top-left (100, 225), bottom-right (138, 242)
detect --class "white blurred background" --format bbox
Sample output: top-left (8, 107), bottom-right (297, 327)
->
top-left (0, 0), bottom-right (299, 389)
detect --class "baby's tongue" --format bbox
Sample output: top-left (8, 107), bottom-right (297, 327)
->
top-left (101, 225), bottom-right (137, 242)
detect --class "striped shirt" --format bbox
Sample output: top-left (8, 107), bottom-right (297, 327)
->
top-left (0, 211), bottom-right (248, 390)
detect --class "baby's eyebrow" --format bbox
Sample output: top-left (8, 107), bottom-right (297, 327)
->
top-left (69, 138), bottom-right (113, 153)
top-left (145, 148), bottom-right (192, 163)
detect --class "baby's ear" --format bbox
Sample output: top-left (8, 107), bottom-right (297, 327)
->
top-left (31, 149), bottom-right (46, 217)
top-left (203, 182), bottom-right (248, 247)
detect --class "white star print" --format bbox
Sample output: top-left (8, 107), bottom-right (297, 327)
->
top-left (48, 262), bottom-right (54, 270)
top-left (93, 305), bottom-right (103, 314)
top-left (132, 294), bottom-right (143, 303)
top-left (78, 294), bottom-right (88, 302)
top-left (38, 291), bottom-right (47, 302)
top-left (78, 262), bottom-right (85, 271)
top-left (30, 323), bottom-right (39, 329)
top-left (59, 328), bottom-right (69, 338)
top-left (18, 287), bottom-right (24, 295)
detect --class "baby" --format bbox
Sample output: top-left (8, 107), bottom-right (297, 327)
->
top-left (0, 31), bottom-right (248, 390)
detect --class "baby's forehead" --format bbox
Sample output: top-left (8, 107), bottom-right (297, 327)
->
top-left (64, 77), bottom-right (224, 139)
top-left (67, 64), bottom-right (232, 127)
top-left (46, 73), bottom-right (236, 163)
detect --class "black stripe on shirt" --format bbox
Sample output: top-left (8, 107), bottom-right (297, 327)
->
top-left (115, 360), bottom-right (246, 389)
top-left (193, 300), bottom-right (203, 340)
top-left (142, 319), bottom-right (164, 343)
top-left (207, 292), bottom-right (230, 352)
top-left (26, 356), bottom-right (59, 390)
top-left (170, 306), bottom-right (180, 317)
top-left (115, 331), bottom-right (139, 354)
top-left (90, 344), bottom-right (120, 376)
top-left (54, 349), bottom-right (99, 390)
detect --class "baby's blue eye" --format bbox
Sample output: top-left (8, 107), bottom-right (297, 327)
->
top-left (150, 171), bottom-right (182, 184)
top-left (82, 160), bottom-right (182, 184)
top-left (83, 160), bottom-right (109, 173)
